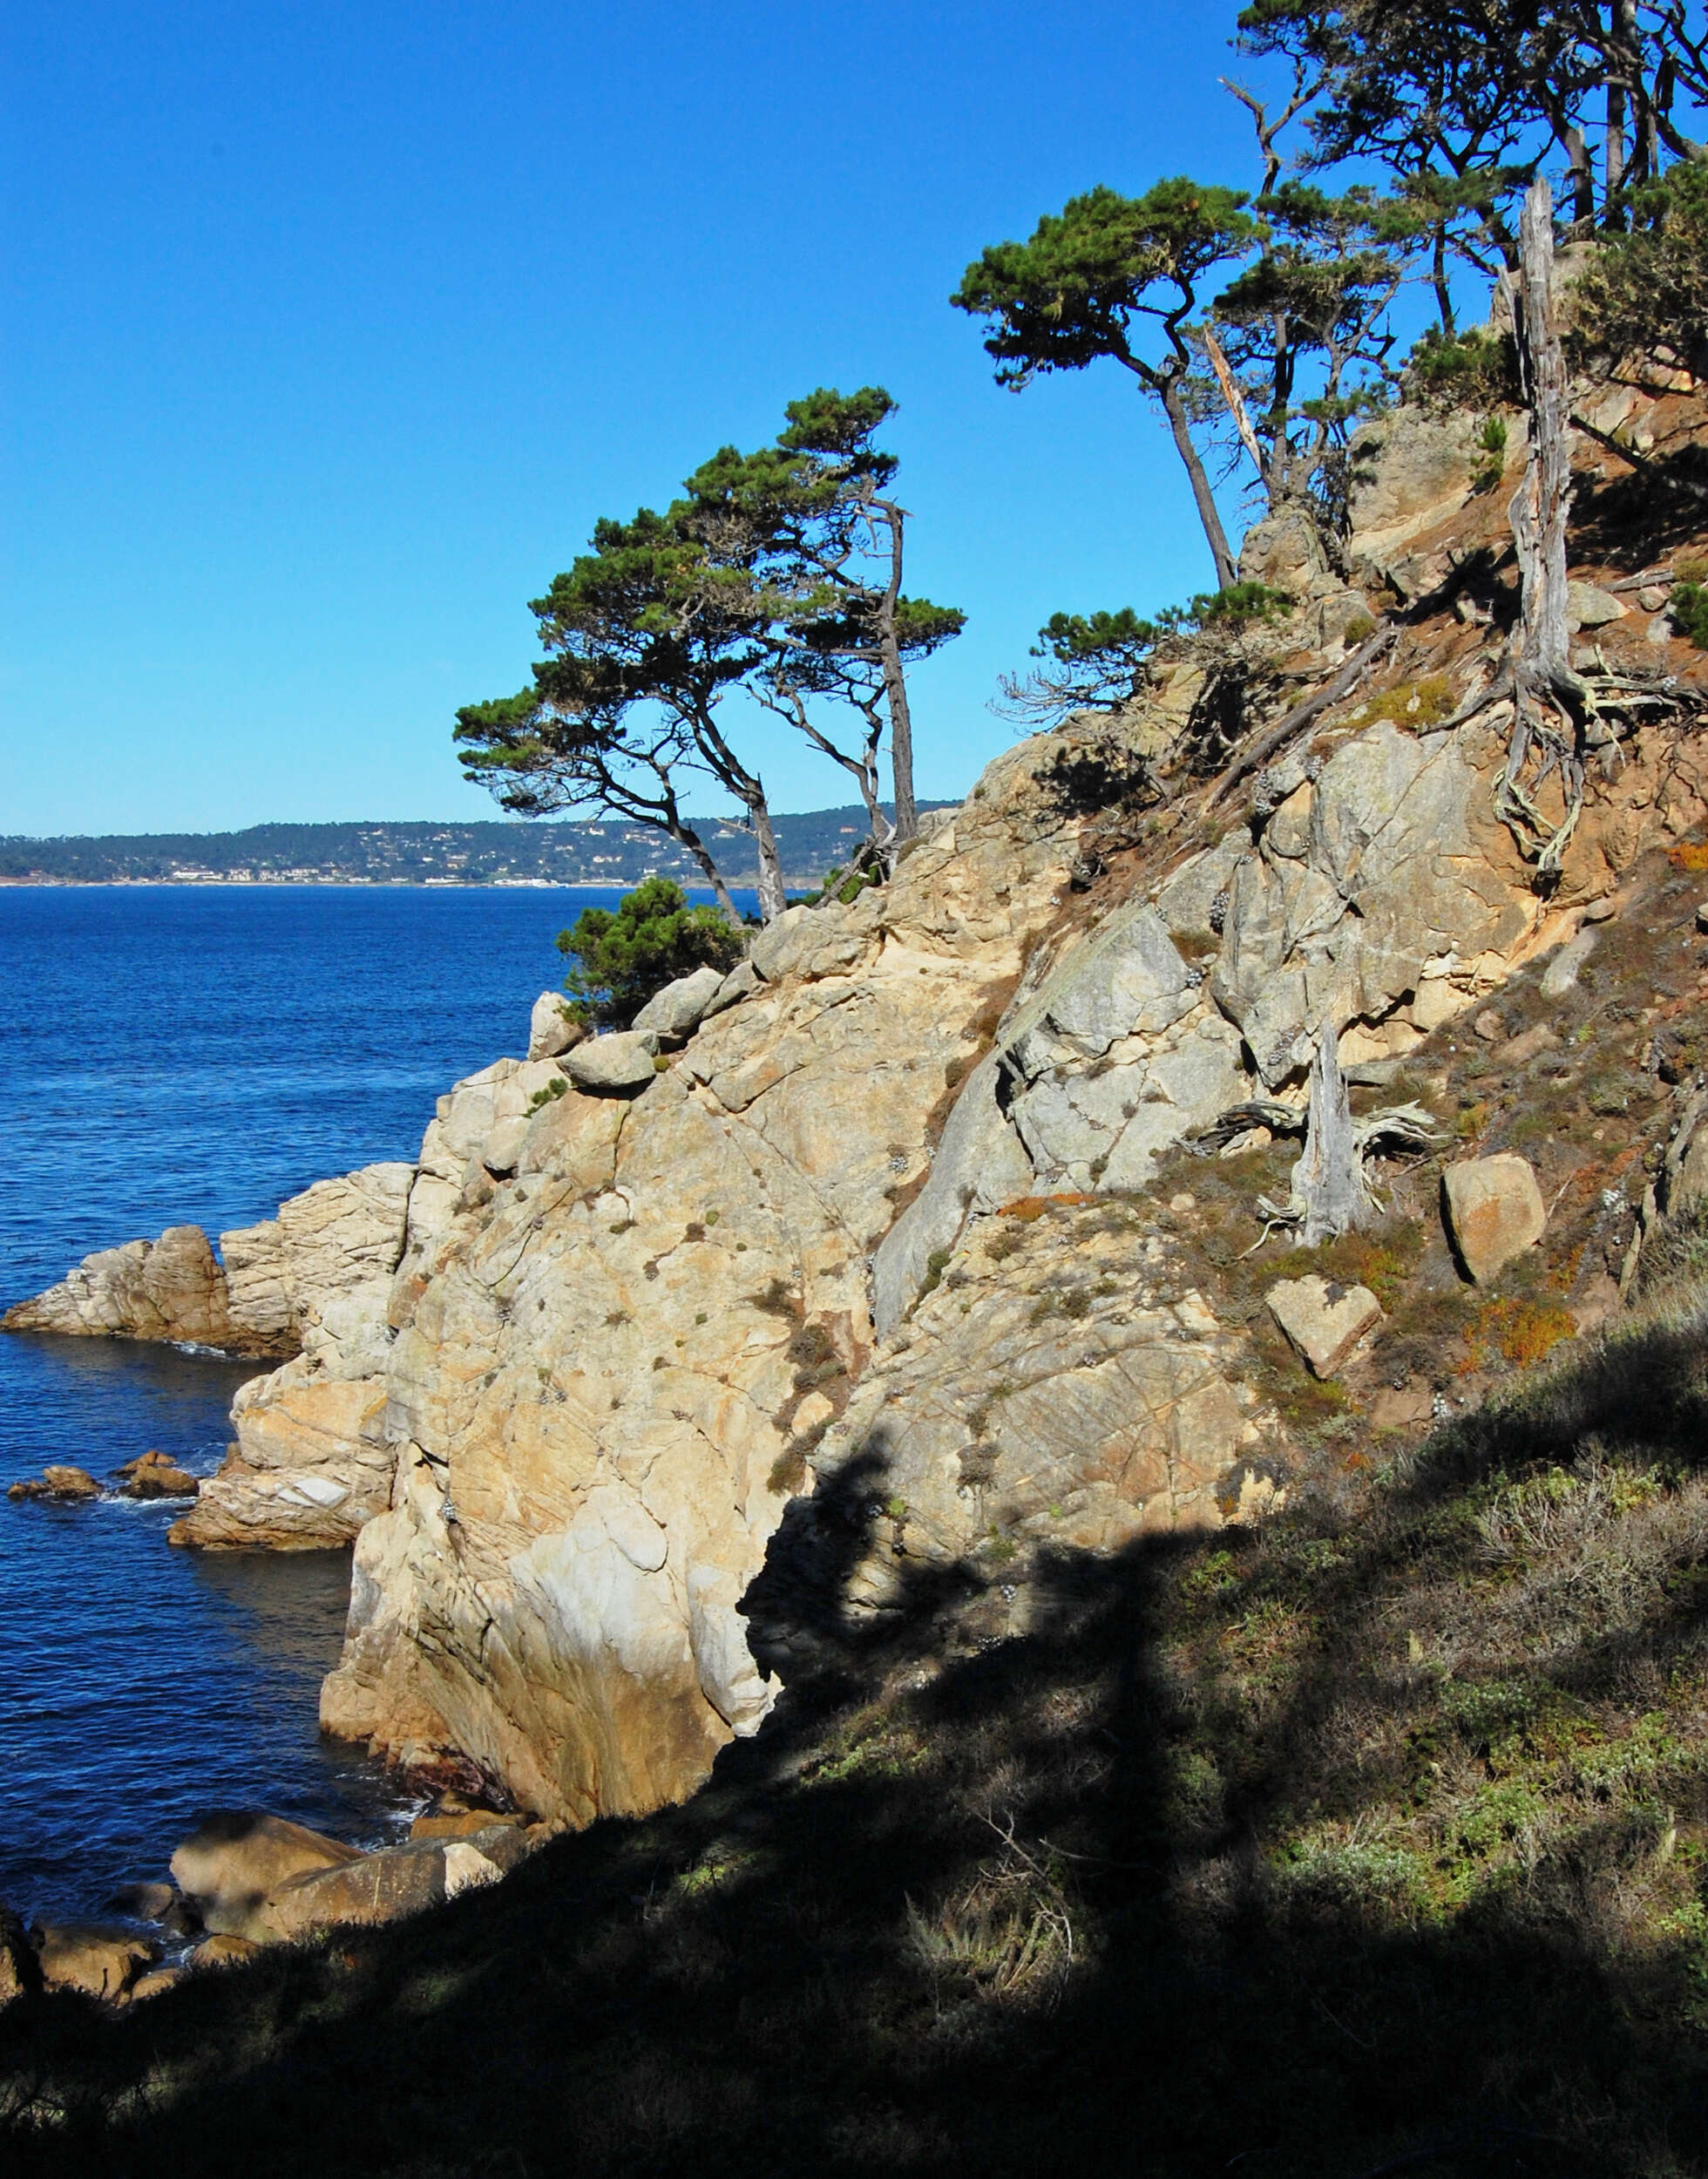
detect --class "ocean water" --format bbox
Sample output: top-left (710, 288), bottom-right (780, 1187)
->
top-left (0, 880), bottom-right (733, 1927)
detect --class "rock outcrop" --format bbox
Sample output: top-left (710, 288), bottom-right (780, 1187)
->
top-left (312, 748), bottom-right (1079, 1821)
top-left (2, 1163), bottom-right (413, 1389)
top-left (17, 379), bottom-right (1708, 1862)
top-left (168, 1164), bottom-right (415, 1548)
top-left (2, 1225), bottom-right (243, 1349)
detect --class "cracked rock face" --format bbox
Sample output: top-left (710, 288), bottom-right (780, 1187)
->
top-left (315, 743), bottom-right (1083, 1824)
top-left (786, 1208), bottom-right (1273, 1645)
top-left (167, 1164), bottom-right (415, 1549)
top-left (302, 697), bottom-right (1605, 1823)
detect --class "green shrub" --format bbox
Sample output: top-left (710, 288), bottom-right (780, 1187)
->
top-left (1571, 161), bottom-right (1708, 381)
top-left (1671, 580), bottom-right (1708, 649)
top-left (1470, 414), bottom-right (1508, 494)
top-left (555, 877), bottom-right (743, 1029)
top-left (1402, 325), bottom-right (1521, 411)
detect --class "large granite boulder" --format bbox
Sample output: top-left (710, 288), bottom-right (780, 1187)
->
top-left (563, 1031), bottom-right (661, 1095)
top-left (1443, 1155), bottom-right (1548, 1284)
top-left (32, 1924), bottom-right (159, 2002)
top-left (169, 1812), bottom-right (363, 1940)
top-left (255, 1837), bottom-right (444, 1941)
top-left (528, 991), bottom-right (585, 1061)
top-left (631, 965), bottom-right (727, 1042)
top-left (1267, 1277), bottom-right (1384, 1378)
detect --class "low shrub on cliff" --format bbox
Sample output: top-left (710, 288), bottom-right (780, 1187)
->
top-left (555, 877), bottom-right (743, 1029)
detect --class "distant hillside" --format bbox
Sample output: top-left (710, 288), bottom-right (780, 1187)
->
top-left (0, 807), bottom-right (953, 888)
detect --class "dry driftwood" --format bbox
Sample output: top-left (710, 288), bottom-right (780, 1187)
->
top-left (1210, 624), bottom-right (1399, 807)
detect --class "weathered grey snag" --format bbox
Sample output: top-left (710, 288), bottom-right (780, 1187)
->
top-left (1291, 1024), bottom-right (1372, 1246)
top-left (1499, 176), bottom-right (1590, 876)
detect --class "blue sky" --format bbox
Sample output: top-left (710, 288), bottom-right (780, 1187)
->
top-left (5, 2), bottom-right (1305, 834)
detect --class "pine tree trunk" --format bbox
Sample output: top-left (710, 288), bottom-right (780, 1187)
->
top-left (873, 500), bottom-right (918, 845)
top-left (1159, 374), bottom-right (1238, 591)
top-left (880, 641), bottom-right (918, 846)
top-left (1499, 177), bottom-right (1589, 878)
top-left (672, 820), bottom-right (740, 925)
top-left (749, 799), bottom-right (788, 923)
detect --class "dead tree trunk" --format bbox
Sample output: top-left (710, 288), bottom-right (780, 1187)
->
top-left (1497, 177), bottom-right (1591, 879)
top-left (1292, 1024), bottom-right (1372, 1246)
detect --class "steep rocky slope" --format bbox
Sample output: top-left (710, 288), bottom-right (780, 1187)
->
top-left (11, 377), bottom-right (1708, 1853)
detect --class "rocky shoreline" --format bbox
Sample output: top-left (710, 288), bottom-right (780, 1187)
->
top-left (2, 1800), bottom-right (546, 2008)
top-left (8, 391), bottom-right (1708, 1996)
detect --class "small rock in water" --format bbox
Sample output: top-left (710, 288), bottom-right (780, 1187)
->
top-left (114, 1450), bottom-right (198, 1497)
top-left (107, 1881), bottom-right (179, 1924)
top-left (7, 1464), bottom-right (100, 1502)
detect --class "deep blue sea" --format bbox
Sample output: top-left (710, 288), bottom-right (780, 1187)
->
top-left (0, 881), bottom-right (737, 1928)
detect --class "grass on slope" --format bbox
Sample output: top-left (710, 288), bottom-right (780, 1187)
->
top-left (9, 1280), bottom-right (1708, 2177)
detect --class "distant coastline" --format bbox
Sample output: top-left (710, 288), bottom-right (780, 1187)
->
top-left (0, 806), bottom-right (952, 891)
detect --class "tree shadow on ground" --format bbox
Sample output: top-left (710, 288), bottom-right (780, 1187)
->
top-left (8, 1312), bottom-right (1708, 2177)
